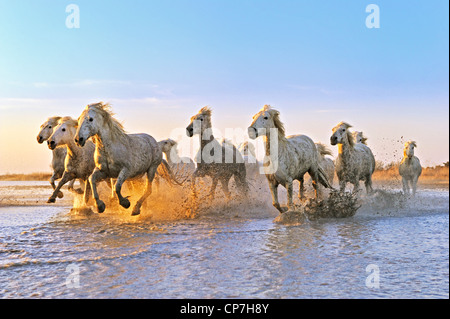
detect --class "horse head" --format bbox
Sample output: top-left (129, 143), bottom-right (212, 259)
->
top-left (330, 122), bottom-right (353, 146)
top-left (404, 141), bottom-right (417, 158)
top-left (248, 105), bottom-right (284, 140)
top-left (186, 106), bottom-right (212, 138)
top-left (37, 117), bottom-right (61, 144)
top-left (48, 117), bottom-right (77, 150)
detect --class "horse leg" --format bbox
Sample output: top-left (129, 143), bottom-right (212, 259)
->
top-left (105, 178), bottom-right (115, 200)
top-left (50, 172), bottom-right (64, 199)
top-left (115, 169), bottom-right (131, 209)
top-left (339, 179), bottom-right (346, 193)
top-left (285, 179), bottom-right (294, 212)
top-left (208, 177), bottom-right (219, 199)
top-left (67, 178), bottom-right (76, 193)
top-left (89, 168), bottom-right (108, 213)
top-left (412, 177), bottom-right (418, 197)
top-left (236, 166), bottom-right (249, 196)
top-left (365, 175), bottom-right (374, 194)
top-left (298, 176), bottom-right (306, 201)
top-left (131, 166), bottom-right (157, 216)
top-left (72, 179), bottom-right (85, 195)
top-left (219, 177), bottom-right (231, 199)
top-left (310, 171), bottom-right (321, 200)
top-left (47, 171), bottom-right (73, 203)
top-left (83, 178), bottom-right (91, 204)
top-left (352, 176), bottom-right (361, 195)
top-left (269, 181), bottom-right (285, 213)
top-left (401, 178), bottom-right (408, 195)
top-left (190, 170), bottom-right (200, 197)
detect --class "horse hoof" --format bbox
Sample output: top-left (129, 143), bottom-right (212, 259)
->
top-left (97, 200), bottom-right (106, 214)
top-left (131, 208), bottom-right (141, 216)
top-left (119, 198), bottom-right (131, 209)
top-left (47, 198), bottom-right (56, 204)
top-left (57, 191), bottom-right (64, 199)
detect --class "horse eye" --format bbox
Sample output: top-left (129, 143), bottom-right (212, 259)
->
top-left (200, 118), bottom-right (203, 121)
top-left (343, 129), bottom-right (346, 132)
top-left (263, 117), bottom-right (268, 120)
top-left (89, 118), bottom-right (93, 122)
top-left (62, 128), bottom-right (66, 132)
top-left (48, 126), bottom-right (52, 129)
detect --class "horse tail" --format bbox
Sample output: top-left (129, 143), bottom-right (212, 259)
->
top-left (156, 159), bottom-right (186, 186)
top-left (317, 164), bottom-right (333, 189)
top-left (316, 142), bottom-right (333, 157)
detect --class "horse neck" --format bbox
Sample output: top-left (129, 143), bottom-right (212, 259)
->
top-left (337, 137), bottom-right (353, 163)
top-left (52, 146), bottom-right (66, 158)
top-left (64, 138), bottom-right (83, 159)
top-left (199, 129), bottom-right (215, 150)
top-left (94, 126), bottom-right (127, 154)
top-left (403, 152), bottom-right (413, 165)
top-left (404, 149), bottom-right (414, 160)
top-left (263, 129), bottom-right (286, 157)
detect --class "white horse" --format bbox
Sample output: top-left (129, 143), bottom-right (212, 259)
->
top-left (315, 142), bottom-right (335, 186)
top-left (186, 106), bottom-right (249, 199)
top-left (248, 105), bottom-right (332, 213)
top-left (74, 102), bottom-right (176, 216)
top-left (46, 117), bottom-right (96, 203)
top-left (37, 116), bottom-right (75, 198)
top-left (238, 141), bottom-right (260, 179)
top-left (158, 138), bottom-right (196, 172)
top-left (352, 131), bottom-right (368, 145)
top-left (399, 141), bottom-right (422, 196)
top-left (330, 122), bottom-right (375, 194)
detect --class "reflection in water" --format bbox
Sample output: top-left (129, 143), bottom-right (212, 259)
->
top-left (0, 183), bottom-right (448, 298)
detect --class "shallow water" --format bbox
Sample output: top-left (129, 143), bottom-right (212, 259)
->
top-left (0, 182), bottom-right (448, 298)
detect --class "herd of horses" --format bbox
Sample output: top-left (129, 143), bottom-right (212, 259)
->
top-left (36, 102), bottom-right (423, 216)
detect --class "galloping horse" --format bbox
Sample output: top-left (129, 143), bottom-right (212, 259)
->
top-left (186, 106), bottom-right (248, 199)
top-left (37, 116), bottom-right (74, 198)
top-left (330, 122), bottom-right (375, 194)
top-left (399, 141), bottom-right (422, 196)
top-left (75, 102), bottom-right (172, 216)
top-left (248, 105), bottom-right (332, 213)
top-left (46, 117), bottom-right (95, 203)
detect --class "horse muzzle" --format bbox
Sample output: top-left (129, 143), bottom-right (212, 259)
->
top-left (37, 136), bottom-right (44, 144)
top-left (74, 136), bottom-right (86, 147)
top-left (330, 136), bottom-right (338, 146)
top-left (186, 127), bottom-right (194, 137)
top-left (47, 140), bottom-right (57, 150)
top-left (248, 127), bottom-right (258, 139)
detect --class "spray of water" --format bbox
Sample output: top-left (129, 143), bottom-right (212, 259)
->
top-left (68, 172), bottom-right (440, 225)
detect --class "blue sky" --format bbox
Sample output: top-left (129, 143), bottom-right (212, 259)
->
top-left (0, 0), bottom-right (448, 173)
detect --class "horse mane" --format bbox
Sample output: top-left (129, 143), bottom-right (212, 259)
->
top-left (198, 106), bottom-right (212, 117)
top-left (86, 102), bottom-right (127, 141)
top-left (42, 116), bottom-right (61, 128)
top-left (58, 116), bottom-right (78, 128)
top-left (262, 104), bottom-right (286, 138)
top-left (406, 141), bottom-right (417, 148)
